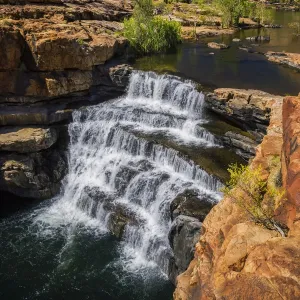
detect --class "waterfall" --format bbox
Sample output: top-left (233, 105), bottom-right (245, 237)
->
top-left (34, 71), bottom-right (222, 277)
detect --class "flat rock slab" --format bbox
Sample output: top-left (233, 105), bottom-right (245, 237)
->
top-left (0, 126), bottom-right (57, 153)
top-left (207, 42), bottom-right (229, 49)
top-left (265, 51), bottom-right (300, 71)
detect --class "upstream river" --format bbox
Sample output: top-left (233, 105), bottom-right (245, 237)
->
top-left (0, 9), bottom-right (299, 300)
top-left (135, 10), bottom-right (300, 96)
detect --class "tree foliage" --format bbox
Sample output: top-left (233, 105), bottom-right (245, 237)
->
top-left (214, 0), bottom-right (248, 28)
top-left (123, 0), bottom-right (181, 54)
top-left (212, 0), bottom-right (272, 27)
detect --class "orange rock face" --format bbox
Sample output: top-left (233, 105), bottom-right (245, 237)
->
top-left (0, 0), bottom-right (132, 200)
top-left (0, 1), bottom-right (131, 102)
top-left (174, 95), bottom-right (300, 300)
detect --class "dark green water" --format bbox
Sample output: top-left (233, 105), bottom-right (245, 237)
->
top-left (0, 199), bottom-right (174, 300)
top-left (134, 10), bottom-right (300, 96)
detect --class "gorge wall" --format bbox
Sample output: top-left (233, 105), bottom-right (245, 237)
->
top-left (0, 0), bottom-right (132, 199)
top-left (174, 93), bottom-right (300, 299)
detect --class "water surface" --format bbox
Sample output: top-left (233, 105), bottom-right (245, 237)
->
top-left (134, 10), bottom-right (300, 95)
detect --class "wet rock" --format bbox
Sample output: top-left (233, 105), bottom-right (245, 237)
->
top-left (170, 189), bottom-right (216, 222)
top-left (107, 211), bottom-right (131, 239)
top-left (0, 63), bottom-right (129, 104)
top-left (0, 102), bottom-right (76, 126)
top-left (246, 36), bottom-right (270, 42)
top-left (0, 149), bottom-right (67, 199)
top-left (0, 126), bottom-right (57, 153)
top-left (263, 24), bottom-right (282, 28)
top-left (114, 166), bottom-right (139, 196)
top-left (207, 42), bottom-right (229, 49)
top-left (265, 51), bottom-right (300, 71)
top-left (107, 205), bottom-right (138, 239)
top-left (109, 64), bottom-right (133, 87)
top-left (222, 131), bottom-right (257, 160)
top-left (168, 215), bottom-right (202, 283)
top-left (232, 38), bottom-right (241, 42)
top-left (239, 45), bottom-right (256, 53)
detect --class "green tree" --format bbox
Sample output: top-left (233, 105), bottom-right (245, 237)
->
top-left (214, 0), bottom-right (248, 28)
top-left (249, 2), bottom-right (272, 25)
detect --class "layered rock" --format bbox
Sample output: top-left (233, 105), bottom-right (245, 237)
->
top-left (174, 95), bottom-right (300, 300)
top-left (205, 88), bottom-right (283, 159)
top-left (0, 127), bottom-right (57, 153)
top-left (0, 0), bottom-right (132, 201)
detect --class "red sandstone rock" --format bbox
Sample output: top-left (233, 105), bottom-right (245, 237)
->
top-left (174, 95), bottom-right (300, 300)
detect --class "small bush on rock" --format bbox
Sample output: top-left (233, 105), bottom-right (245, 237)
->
top-left (222, 164), bottom-right (287, 237)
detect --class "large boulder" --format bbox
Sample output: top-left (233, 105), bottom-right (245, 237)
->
top-left (168, 215), bottom-right (202, 283)
top-left (170, 189), bottom-right (216, 222)
top-left (168, 189), bottom-right (216, 283)
top-left (0, 126), bottom-right (57, 153)
top-left (0, 149), bottom-right (67, 199)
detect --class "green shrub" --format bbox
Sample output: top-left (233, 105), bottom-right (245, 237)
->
top-left (222, 164), bottom-right (287, 236)
top-left (123, 16), bottom-right (181, 54)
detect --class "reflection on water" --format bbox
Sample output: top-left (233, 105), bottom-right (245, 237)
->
top-left (134, 10), bottom-right (300, 96)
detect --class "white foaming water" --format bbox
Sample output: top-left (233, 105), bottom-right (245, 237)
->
top-left (34, 71), bottom-right (222, 277)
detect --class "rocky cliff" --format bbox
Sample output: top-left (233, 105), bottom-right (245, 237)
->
top-left (0, 0), bottom-right (132, 200)
top-left (174, 93), bottom-right (300, 299)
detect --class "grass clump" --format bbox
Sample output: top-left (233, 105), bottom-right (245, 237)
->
top-left (222, 164), bottom-right (287, 236)
top-left (76, 38), bottom-right (85, 46)
top-left (123, 0), bottom-right (181, 54)
top-left (289, 22), bottom-right (300, 36)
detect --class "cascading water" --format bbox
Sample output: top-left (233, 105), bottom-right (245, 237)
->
top-left (0, 71), bottom-right (225, 300)
top-left (34, 71), bottom-right (222, 277)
